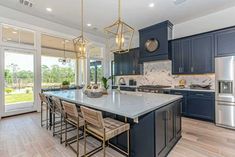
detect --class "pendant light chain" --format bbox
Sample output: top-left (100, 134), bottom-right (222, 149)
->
top-left (118, 0), bottom-right (121, 20)
top-left (81, 0), bottom-right (84, 41)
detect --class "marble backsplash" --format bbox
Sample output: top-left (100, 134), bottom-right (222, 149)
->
top-left (115, 60), bottom-right (215, 89)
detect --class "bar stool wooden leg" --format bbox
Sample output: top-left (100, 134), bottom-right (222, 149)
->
top-left (103, 129), bottom-right (106, 157)
top-left (46, 103), bottom-right (49, 130)
top-left (41, 102), bottom-right (43, 127)
top-left (65, 117), bottom-right (68, 147)
top-left (52, 105), bottom-right (55, 136)
top-left (127, 130), bottom-right (130, 157)
top-left (84, 125), bottom-right (87, 157)
top-left (77, 119), bottom-right (79, 157)
top-left (60, 114), bottom-right (63, 144)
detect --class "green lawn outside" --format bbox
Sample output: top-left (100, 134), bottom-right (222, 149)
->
top-left (5, 93), bottom-right (33, 105)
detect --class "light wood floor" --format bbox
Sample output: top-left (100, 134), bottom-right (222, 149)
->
top-left (0, 113), bottom-right (235, 157)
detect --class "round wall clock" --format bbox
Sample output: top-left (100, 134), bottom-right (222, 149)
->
top-left (145, 38), bottom-right (159, 53)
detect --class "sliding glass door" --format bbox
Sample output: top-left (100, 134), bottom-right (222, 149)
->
top-left (3, 48), bottom-right (35, 115)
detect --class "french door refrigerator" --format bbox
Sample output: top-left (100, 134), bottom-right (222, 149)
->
top-left (216, 56), bottom-right (235, 129)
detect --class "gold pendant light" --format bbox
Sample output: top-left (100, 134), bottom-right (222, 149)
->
top-left (104, 0), bottom-right (134, 54)
top-left (73, 0), bottom-right (88, 59)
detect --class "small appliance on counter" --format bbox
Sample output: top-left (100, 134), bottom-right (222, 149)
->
top-left (129, 79), bottom-right (137, 86)
top-left (118, 77), bottom-right (126, 86)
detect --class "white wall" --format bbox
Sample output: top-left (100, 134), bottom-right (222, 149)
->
top-left (173, 6), bottom-right (235, 39)
top-left (130, 6), bottom-right (235, 46)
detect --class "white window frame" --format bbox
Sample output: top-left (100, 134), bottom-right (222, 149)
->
top-left (1, 23), bottom-right (37, 50)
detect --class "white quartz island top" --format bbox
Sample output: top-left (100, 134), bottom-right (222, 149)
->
top-left (44, 89), bottom-right (182, 120)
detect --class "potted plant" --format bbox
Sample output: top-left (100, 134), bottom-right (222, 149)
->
top-left (61, 80), bottom-right (70, 89)
top-left (101, 76), bottom-right (112, 94)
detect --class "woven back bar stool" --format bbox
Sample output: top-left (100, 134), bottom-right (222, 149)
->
top-left (62, 101), bottom-right (85, 157)
top-left (81, 106), bottom-right (130, 157)
top-left (39, 93), bottom-right (50, 129)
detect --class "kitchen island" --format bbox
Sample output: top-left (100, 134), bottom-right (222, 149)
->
top-left (44, 89), bottom-right (183, 157)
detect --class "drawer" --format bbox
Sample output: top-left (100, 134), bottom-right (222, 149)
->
top-left (170, 90), bottom-right (187, 96)
top-left (216, 103), bottom-right (235, 127)
top-left (188, 91), bottom-right (215, 98)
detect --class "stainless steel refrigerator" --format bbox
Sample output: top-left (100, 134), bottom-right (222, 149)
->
top-left (216, 56), bottom-right (235, 129)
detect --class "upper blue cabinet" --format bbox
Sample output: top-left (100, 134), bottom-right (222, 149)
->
top-left (139, 21), bottom-right (173, 62)
top-left (171, 33), bottom-right (215, 74)
top-left (215, 27), bottom-right (235, 57)
top-left (114, 48), bottom-right (143, 76)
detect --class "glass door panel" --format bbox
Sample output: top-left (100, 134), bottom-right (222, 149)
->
top-left (4, 50), bottom-right (34, 112)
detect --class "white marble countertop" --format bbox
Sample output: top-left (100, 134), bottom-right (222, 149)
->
top-left (44, 89), bottom-right (182, 119)
top-left (164, 87), bottom-right (215, 92)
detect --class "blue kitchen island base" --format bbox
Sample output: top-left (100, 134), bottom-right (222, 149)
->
top-left (107, 99), bottom-right (182, 157)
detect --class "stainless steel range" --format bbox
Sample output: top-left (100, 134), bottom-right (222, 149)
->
top-left (215, 56), bottom-right (235, 129)
top-left (137, 85), bottom-right (171, 93)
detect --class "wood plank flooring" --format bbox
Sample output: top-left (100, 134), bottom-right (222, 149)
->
top-left (0, 113), bottom-right (235, 157)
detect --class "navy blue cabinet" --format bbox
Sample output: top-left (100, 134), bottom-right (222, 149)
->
top-left (114, 48), bottom-right (143, 76)
top-left (170, 90), bottom-right (187, 115)
top-left (191, 34), bottom-right (215, 73)
top-left (171, 33), bottom-right (214, 74)
top-left (172, 39), bottom-right (191, 74)
top-left (139, 21), bottom-right (173, 62)
top-left (170, 90), bottom-right (215, 122)
top-left (215, 27), bottom-right (235, 57)
top-left (155, 100), bottom-right (182, 157)
top-left (187, 91), bottom-right (215, 121)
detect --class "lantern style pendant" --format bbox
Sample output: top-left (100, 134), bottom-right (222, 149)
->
top-left (73, 0), bottom-right (88, 59)
top-left (104, 0), bottom-right (134, 54)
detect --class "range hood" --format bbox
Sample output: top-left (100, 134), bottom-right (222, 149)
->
top-left (139, 20), bottom-right (173, 62)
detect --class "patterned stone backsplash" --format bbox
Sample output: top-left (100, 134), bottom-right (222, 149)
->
top-left (115, 60), bottom-right (215, 89)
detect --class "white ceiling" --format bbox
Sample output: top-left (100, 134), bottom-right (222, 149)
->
top-left (0, 0), bottom-right (235, 37)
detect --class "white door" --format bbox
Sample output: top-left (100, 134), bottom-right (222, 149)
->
top-left (1, 48), bottom-right (37, 117)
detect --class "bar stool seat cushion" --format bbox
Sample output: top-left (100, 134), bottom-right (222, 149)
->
top-left (87, 117), bottom-right (130, 140)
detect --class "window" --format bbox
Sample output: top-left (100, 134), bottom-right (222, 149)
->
top-left (89, 46), bottom-right (104, 84)
top-left (41, 34), bottom-right (77, 89)
top-left (2, 24), bottom-right (35, 46)
top-left (90, 60), bottom-right (103, 84)
top-left (41, 56), bottom-right (76, 88)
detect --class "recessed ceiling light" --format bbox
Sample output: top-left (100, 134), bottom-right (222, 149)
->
top-left (149, 3), bottom-right (155, 8)
top-left (174, 0), bottom-right (186, 5)
top-left (12, 31), bottom-right (18, 34)
top-left (46, 8), bottom-right (52, 12)
top-left (87, 23), bottom-right (92, 27)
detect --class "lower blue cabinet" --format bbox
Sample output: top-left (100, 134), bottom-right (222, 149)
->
top-left (187, 92), bottom-right (215, 122)
top-left (170, 90), bottom-right (215, 122)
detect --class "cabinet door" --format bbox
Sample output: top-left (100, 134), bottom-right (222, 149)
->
top-left (175, 101), bottom-right (182, 138)
top-left (181, 39), bottom-right (191, 73)
top-left (155, 108), bottom-right (168, 157)
top-left (114, 54), bottom-right (120, 75)
top-left (187, 92), bottom-right (215, 121)
top-left (172, 40), bottom-right (182, 74)
top-left (167, 105), bottom-right (175, 147)
top-left (170, 90), bottom-right (187, 115)
top-left (191, 34), bottom-right (214, 73)
top-left (215, 28), bottom-right (235, 57)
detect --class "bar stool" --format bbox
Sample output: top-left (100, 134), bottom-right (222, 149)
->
top-left (39, 93), bottom-right (49, 129)
top-left (81, 106), bottom-right (130, 157)
top-left (50, 96), bottom-right (65, 143)
top-left (62, 101), bottom-right (85, 157)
